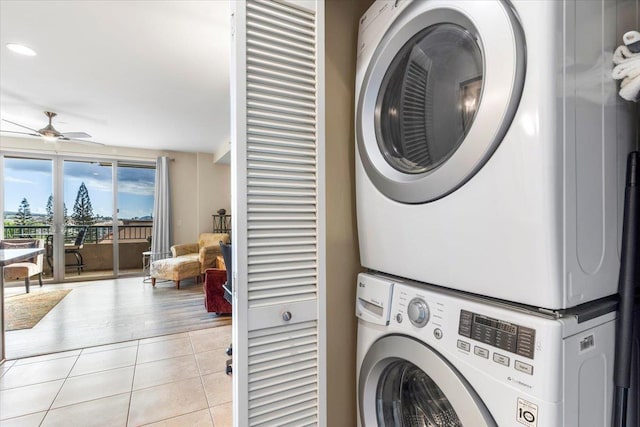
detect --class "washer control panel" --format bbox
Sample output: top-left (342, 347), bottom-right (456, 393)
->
top-left (459, 310), bottom-right (536, 360)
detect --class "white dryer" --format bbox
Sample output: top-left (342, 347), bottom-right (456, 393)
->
top-left (356, 272), bottom-right (623, 427)
top-left (355, 0), bottom-right (638, 309)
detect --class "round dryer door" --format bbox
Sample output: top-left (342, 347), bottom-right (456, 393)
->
top-left (357, 0), bottom-right (525, 203)
top-left (359, 335), bottom-right (496, 427)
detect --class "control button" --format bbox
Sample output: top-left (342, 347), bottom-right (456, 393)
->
top-left (396, 313), bottom-right (403, 323)
top-left (516, 326), bottom-right (536, 359)
top-left (474, 346), bottom-right (489, 359)
top-left (433, 328), bottom-right (443, 340)
top-left (407, 298), bottom-right (430, 328)
top-left (458, 310), bottom-right (473, 337)
top-left (493, 353), bottom-right (510, 367)
top-left (457, 340), bottom-right (470, 352)
top-left (514, 360), bottom-right (534, 375)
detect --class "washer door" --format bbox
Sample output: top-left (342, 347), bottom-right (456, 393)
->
top-left (357, 0), bottom-right (525, 203)
top-left (359, 335), bottom-right (496, 427)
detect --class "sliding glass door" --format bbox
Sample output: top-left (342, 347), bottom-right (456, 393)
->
top-left (60, 159), bottom-right (115, 280)
top-left (2, 156), bottom-right (56, 281)
top-left (2, 153), bottom-right (155, 283)
top-left (116, 163), bottom-right (155, 276)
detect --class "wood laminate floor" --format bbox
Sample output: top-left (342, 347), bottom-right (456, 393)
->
top-left (4, 276), bottom-right (231, 360)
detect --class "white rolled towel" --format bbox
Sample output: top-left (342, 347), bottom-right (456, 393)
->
top-left (612, 31), bottom-right (640, 102)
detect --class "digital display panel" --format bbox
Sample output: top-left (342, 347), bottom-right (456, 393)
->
top-left (473, 315), bottom-right (518, 335)
top-left (458, 310), bottom-right (536, 359)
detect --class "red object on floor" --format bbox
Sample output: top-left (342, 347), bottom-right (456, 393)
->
top-left (203, 268), bottom-right (232, 314)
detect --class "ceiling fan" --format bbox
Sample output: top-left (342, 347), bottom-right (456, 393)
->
top-left (0, 111), bottom-right (103, 145)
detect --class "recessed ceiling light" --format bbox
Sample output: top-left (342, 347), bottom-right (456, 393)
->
top-left (6, 43), bottom-right (37, 56)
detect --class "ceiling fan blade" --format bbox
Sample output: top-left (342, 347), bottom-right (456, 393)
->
top-left (60, 131), bottom-right (91, 139)
top-left (58, 137), bottom-right (105, 146)
top-left (0, 129), bottom-right (40, 137)
top-left (2, 118), bottom-right (40, 134)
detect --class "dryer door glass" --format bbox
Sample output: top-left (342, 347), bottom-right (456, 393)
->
top-left (358, 335), bottom-right (496, 426)
top-left (377, 360), bottom-right (462, 426)
top-left (376, 24), bottom-right (482, 175)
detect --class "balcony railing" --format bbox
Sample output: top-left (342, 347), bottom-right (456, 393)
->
top-left (3, 224), bottom-right (154, 274)
top-left (3, 225), bottom-right (153, 243)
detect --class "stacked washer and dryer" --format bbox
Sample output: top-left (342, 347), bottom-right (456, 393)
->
top-left (354, 1), bottom-right (639, 426)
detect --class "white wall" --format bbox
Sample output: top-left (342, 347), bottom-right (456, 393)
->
top-left (0, 136), bottom-right (230, 245)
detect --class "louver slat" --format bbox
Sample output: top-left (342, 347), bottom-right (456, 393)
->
top-left (248, 318), bottom-right (319, 424)
top-left (243, 0), bottom-right (319, 425)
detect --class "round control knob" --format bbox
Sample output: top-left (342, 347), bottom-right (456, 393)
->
top-left (407, 298), bottom-right (430, 328)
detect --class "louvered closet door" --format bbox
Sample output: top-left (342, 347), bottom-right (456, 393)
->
top-left (230, 1), bottom-right (325, 426)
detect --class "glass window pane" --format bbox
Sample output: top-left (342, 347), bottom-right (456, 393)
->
top-left (376, 360), bottom-right (462, 426)
top-left (63, 160), bottom-right (113, 279)
top-left (376, 23), bottom-right (483, 174)
top-left (3, 157), bottom-right (54, 278)
top-left (116, 163), bottom-right (155, 275)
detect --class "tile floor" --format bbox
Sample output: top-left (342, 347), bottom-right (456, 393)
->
top-left (0, 326), bottom-right (232, 426)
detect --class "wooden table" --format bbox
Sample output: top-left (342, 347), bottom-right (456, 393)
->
top-left (0, 247), bottom-right (46, 362)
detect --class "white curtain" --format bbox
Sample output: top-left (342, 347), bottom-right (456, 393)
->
top-left (151, 156), bottom-right (171, 257)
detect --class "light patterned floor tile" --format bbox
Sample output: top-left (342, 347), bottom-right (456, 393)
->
top-left (1, 361), bottom-right (15, 378)
top-left (201, 372), bottom-right (232, 407)
top-left (52, 366), bottom-right (134, 408)
top-left (81, 340), bottom-right (138, 355)
top-left (70, 346), bottom-right (137, 377)
top-left (0, 357), bottom-right (76, 390)
top-left (189, 325), bottom-right (231, 338)
top-left (140, 409), bottom-right (213, 427)
top-left (13, 350), bottom-right (81, 366)
top-left (2, 326), bottom-right (235, 426)
top-left (133, 354), bottom-right (200, 390)
top-left (128, 377), bottom-right (208, 426)
top-left (41, 392), bottom-right (130, 427)
top-left (189, 328), bottom-right (231, 354)
top-left (0, 411), bottom-right (47, 427)
top-left (0, 380), bottom-right (64, 420)
top-left (138, 332), bottom-right (189, 345)
top-left (210, 402), bottom-right (232, 427)
top-left (195, 349), bottom-right (229, 376)
top-left (136, 337), bottom-right (193, 364)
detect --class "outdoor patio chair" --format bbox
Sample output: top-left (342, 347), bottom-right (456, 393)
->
top-left (65, 227), bottom-right (87, 275)
top-left (1, 238), bottom-right (44, 293)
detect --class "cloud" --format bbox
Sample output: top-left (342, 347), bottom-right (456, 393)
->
top-left (4, 158), bottom-right (52, 174)
top-left (4, 176), bottom-right (34, 184)
top-left (118, 181), bottom-right (154, 196)
top-left (63, 162), bottom-right (155, 195)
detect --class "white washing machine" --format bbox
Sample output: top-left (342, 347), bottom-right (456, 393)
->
top-left (356, 272), bottom-right (622, 427)
top-left (355, 0), bottom-right (639, 309)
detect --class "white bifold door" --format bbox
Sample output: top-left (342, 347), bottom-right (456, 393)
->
top-left (230, 0), bottom-right (325, 425)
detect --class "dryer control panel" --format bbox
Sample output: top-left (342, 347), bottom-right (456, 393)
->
top-left (459, 310), bottom-right (536, 360)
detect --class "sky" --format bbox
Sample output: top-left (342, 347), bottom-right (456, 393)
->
top-left (3, 157), bottom-right (155, 220)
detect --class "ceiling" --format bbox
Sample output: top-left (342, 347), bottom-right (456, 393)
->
top-left (0, 1), bottom-right (230, 153)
